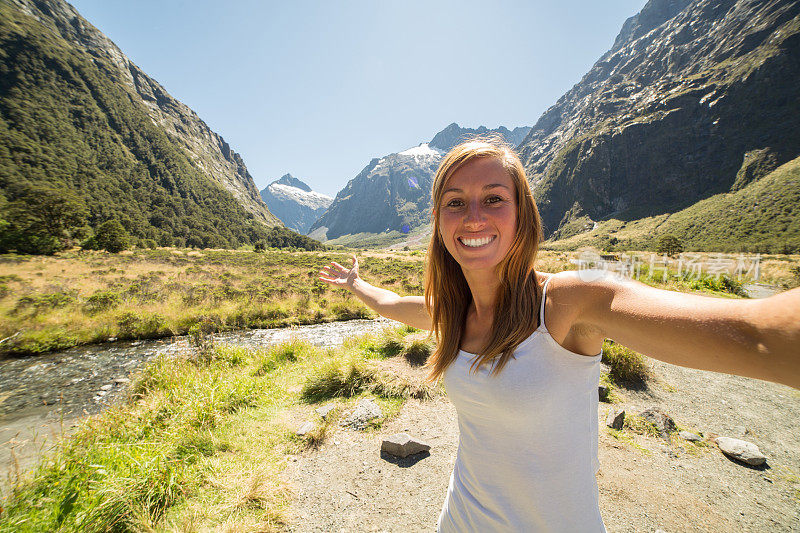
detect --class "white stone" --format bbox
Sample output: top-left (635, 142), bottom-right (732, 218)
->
top-left (381, 433), bottom-right (431, 458)
top-left (715, 437), bottom-right (767, 466)
top-left (679, 431), bottom-right (701, 442)
top-left (297, 421), bottom-right (315, 436)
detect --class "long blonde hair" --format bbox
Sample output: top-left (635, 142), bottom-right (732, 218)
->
top-left (424, 139), bottom-right (544, 380)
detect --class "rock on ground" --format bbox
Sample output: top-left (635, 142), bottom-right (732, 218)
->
top-left (381, 433), bottom-right (431, 458)
top-left (715, 437), bottom-right (767, 466)
top-left (340, 398), bottom-right (383, 430)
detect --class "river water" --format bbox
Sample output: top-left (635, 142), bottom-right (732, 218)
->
top-left (0, 317), bottom-right (400, 494)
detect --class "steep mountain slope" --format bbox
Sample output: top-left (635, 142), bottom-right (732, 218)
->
top-left (0, 0), bottom-right (280, 249)
top-left (547, 154), bottom-right (800, 253)
top-left (260, 174), bottom-right (332, 234)
top-left (519, 0), bottom-right (800, 240)
top-left (309, 124), bottom-right (531, 241)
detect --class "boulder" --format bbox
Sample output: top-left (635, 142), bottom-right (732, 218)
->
top-left (606, 409), bottom-right (625, 430)
top-left (316, 404), bottom-right (336, 420)
top-left (715, 437), bottom-right (767, 466)
top-left (340, 398), bottom-right (382, 430)
top-left (381, 433), bottom-right (431, 458)
top-left (598, 385), bottom-right (610, 402)
top-left (640, 407), bottom-right (676, 440)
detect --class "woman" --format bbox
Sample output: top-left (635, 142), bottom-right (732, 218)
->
top-left (319, 140), bottom-right (800, 532)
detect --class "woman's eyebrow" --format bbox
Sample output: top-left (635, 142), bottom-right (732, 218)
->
top-left (443, 184), bottom-right (511, 194)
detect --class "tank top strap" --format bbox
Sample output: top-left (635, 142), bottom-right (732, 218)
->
top-left (538, 273), bottom-right (555, 332)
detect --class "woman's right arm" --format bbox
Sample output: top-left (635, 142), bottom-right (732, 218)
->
top-left (319, 255), bottom-right (432, 330)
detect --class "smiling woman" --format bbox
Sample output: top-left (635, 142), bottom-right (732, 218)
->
top-left (319, 138), bottom-right (800, 532)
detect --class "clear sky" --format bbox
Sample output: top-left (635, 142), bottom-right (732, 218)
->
top-left (68, 0), bottom-right (646, 197)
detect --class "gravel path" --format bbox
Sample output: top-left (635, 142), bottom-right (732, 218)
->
top-left (283, 360), bottom-right (800, 532)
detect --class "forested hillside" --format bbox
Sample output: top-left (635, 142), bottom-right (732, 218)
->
top-left (0, 0), bottom-right (286, 251)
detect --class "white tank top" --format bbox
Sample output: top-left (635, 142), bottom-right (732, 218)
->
top-left (438, 272), bottom-right (606, 532)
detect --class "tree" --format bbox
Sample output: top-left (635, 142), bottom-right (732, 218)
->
top-left (656, 234), bottom-right (683, 256)
top-left (85, 219), bottom-right (130, 253)
top-left (1, 186), bottom-right (87, 254)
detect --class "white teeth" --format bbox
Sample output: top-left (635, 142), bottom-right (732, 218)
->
top-left (460, 236), bottom-right (494, 247)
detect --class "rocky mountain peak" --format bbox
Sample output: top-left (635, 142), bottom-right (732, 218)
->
top-left (610, 0), bottom-right (693, 54)
top-left (429, 123), bottom-right (532, 152)
top-left (517, 0), bottom-right (800, 238)
top-left (274, 173), bottom-right (312, 192)
top-left (310, 123), bottom-right (531, 241)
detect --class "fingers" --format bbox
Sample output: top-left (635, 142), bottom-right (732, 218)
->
top-left (351, 254), bottom-right (358, 268)
top-left (330, 261), bottom-right (347, 272)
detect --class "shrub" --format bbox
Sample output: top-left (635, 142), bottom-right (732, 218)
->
top-left (84, 290), bottom-right (121, 314)
top-left (14, 291), bottom-right (76, 315)
top-left (404, 339), bottom-right (432, 366)
top-left (601, 340), bottom-right (649, 385)
top-left (300, 360), bottom-right (375, 402)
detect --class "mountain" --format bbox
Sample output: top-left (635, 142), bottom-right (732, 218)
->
top-left (518, 0), bottom-right (800, 247)
top-left (0, 0), bottom-right (281, 250)
top-left (309, 124), bottom-right (531, 241)
top-left (260, 174), bottom-right (333, 234)
top-left (549, 154), bottom-right (800, 253)
top-left (430, 123), bottom-right (531, 152)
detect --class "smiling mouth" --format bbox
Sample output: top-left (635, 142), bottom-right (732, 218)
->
top-left (459, 235), bottom-right (496, 248)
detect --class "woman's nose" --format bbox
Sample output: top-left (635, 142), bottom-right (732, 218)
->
top-left (464, 200), bottom-right (485, 226)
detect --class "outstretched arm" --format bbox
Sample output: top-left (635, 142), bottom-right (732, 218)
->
top-left (573, 271), bottom-right (800, 389)
top-left (319, 255), bottom-right (431, 330)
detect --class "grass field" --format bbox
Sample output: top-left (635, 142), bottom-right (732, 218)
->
top-left (1, 247), bottom-right (797, 358)
top-left (2, 246), bottom-right (797, 529)
top-left (0, 248), bottom-right (425, 357)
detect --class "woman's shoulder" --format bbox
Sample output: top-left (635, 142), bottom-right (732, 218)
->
top-left (535, 269), bottom-right (622, 307)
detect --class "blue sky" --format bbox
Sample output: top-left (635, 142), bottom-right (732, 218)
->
top-left (69, 0), bottom-right (646, 197)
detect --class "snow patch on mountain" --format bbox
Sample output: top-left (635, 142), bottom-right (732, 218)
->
top-left (398, 143), bottom-right (444, 158)
top-left (267, 183), bottom-right (332, 211)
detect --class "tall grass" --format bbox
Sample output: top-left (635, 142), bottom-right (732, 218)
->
top-left (0, 249), bottom-right (426, 357)
top-left (0, 327), bottom-right (438, 530)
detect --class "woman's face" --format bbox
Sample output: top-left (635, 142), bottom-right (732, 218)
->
top-left (437, 157), bottom-right (518, 277)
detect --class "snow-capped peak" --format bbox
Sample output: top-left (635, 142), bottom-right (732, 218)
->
top-left (398, 143), bottom-right (444, 158)
top-left (267, 182), bottom-right (333, 210)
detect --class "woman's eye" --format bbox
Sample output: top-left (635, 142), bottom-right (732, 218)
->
top-left (445, 199), bottom-right (463, 208)
top-left (486, 196), bottom-right (504, 204)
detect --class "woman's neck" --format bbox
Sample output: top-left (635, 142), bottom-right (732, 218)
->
top-left (463, 268), bottom-right (501, 323)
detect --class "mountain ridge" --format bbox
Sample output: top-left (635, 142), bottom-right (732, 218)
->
top-left (5, 0), bottom-right (277, 225)
top-left (0, 0), bottom-right (287, 250)
top-left (309, 123), bottom-right (531, 241)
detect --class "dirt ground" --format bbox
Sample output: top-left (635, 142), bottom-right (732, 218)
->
top-left (282, 360), bottom-right (800, 532)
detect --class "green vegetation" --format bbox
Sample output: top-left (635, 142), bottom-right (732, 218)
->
top-left (0, 328), bottom-right (437, 530)
top-left (0, 4), bottom-right (285, 251)
top-left (82, 219), bottom-right (130, 253)
top-left (0, 248), bottom-right (425, 357)
top-left (2, 246), bottom-right (791, 359)
top-left (602, 340), bottom-right (650, 386)
top-left (0, 186), bottom-right (88, 255)
top-left (656, 234), bottom-right (683, 256)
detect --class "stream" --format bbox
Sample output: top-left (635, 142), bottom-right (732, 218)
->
top-left (0, 317), bottom-right (400, 494)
